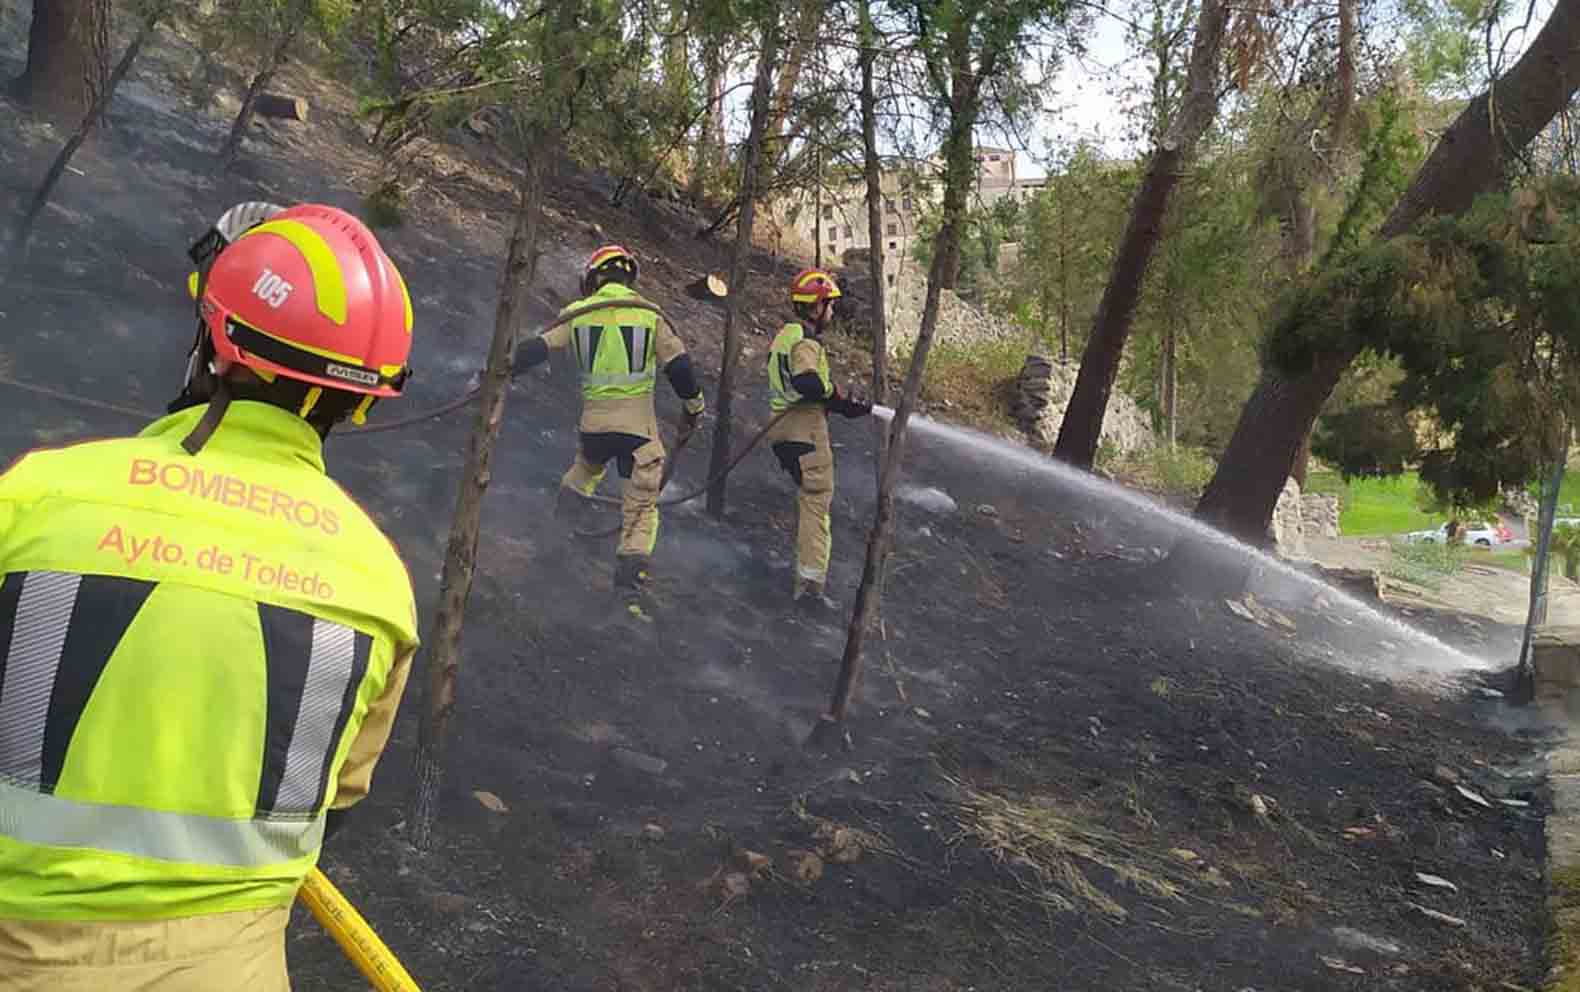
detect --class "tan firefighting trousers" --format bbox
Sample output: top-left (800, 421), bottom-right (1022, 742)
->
top-left (0, 906), bottom-right (290, 991)
top-left (561, 395), bottom-right (666, 558)
top-left (767, 406), bottom-right (834, 588)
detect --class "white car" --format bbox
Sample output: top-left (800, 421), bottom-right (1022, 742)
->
top-left (1404, 521), bottom-right (1502, 546)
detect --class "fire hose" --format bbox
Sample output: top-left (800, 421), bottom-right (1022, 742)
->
top-left (569, 405), bottom-right (797, 538)
top-left (299, 867), bottom-right (422, 991)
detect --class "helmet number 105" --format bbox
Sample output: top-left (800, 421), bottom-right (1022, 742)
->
top-left (252, 268), bottom-right (294, 308)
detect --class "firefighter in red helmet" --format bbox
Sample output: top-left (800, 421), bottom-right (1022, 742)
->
top-left (765, 268), bottom-right (871, 610)
top-left (0, 202), bottom-right (419, 990)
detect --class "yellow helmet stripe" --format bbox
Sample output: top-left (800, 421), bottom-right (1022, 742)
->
top-left (238, 219), bottom-right (349, 326)
top-left (387, 255), bottom-right (414, 334)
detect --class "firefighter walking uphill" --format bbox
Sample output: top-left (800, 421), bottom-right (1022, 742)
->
top-left (515, 245), bottom-right (706, 593)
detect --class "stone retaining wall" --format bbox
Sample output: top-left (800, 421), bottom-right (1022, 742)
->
top-left (1011, 354), bottom-right (1154, 456)
top-left (1301, 494), bottom-right (1341, 539)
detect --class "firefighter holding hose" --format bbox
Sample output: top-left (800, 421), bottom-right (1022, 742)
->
top-left (766, 268), bottom-right (872, 610)
top-left (0, 202), bottom-right (419, 989)
top-left (516, 245), bottom-right (706, 593)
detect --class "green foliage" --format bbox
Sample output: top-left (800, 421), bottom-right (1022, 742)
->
top-left (363, 179), bottom-right (406, 228)
top-left (1399, 0), bottom-right (1491, 95)
top-left (1323, 87), bottom-right (1424, 263)
top-left (199, 0), bottom-right (354, 57)
top-left (1311, 400), bottom-right (1416, 479)
top-left (1008, 144), bottom-right (1133, 357)
top-left (1386, 538), bottom-right (1467, 590)
top-left (1549, 522), bottom-right (1580, 581)
top-left (1121, 134), bottom-right (1271, 452)
top-left (1269, 178), bottom-right (1580, 509)
top-left (1095, 438), bottom-right (1122, 469)
top-left (1111, 445), bottom-right (1218, 501)
top-left (1527, 468), bottom-right (1580, 516)
top-left (1301, 469), bottom-right (1346, 497)
top-left (1485, 547), bottom-right (1531, 574)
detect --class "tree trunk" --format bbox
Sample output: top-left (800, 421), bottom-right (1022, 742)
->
top-left (699, 44), bottom-right (727, 202)
top-left (409, 140), bottom-right (552, 852)
top-left (689, 41), bottom-right (723, 203)
top-left (1058, 197), bottom-right (1070, 363)
top-left (220, 15), bottom-right (303, 170)
top-left (1518, 456), bottom-right (1567, 688)
top-left (1333, 0), bottom-right (1355, 147)
top-left (1163, 317), bottom-right (1177, 450)
top-left (10, 4), bottom-right (164, 265)
top-left (761, 0), bottom-right (819, 169)
top-left (1194, 0), bottom-right (1580, 543)
top-left (1052, 0), bottom-right (1227, 469)
top-left (705, 15), bottom-right (779, 518)
top-left (1290, 432), bottom-right (1311, 488)
top-left (857, 0), bottom-right (889, 477)
top-left (13, 0), bottom-right (110, 119)
top-left (813, 147), bottom-right (823, 268)
top-left (811, 17), bottom-right (983, 745)
top-left (1191, 353), bottom-right (1348, 545)
top-left (253, 92), bottom-right (309, 121)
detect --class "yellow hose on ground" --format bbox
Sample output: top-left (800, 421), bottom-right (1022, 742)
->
top-left (299, 867), bottom-right (422, 992)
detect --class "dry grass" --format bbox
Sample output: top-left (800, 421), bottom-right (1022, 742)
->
top-left (906, 339), bottom-right (1024, 438)
top-left (819, 331), bottom-right (1025, 442)
top-left (949, 778), bottom-right (1200, 920)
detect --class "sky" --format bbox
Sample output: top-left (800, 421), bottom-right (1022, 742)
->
top-left (1012, 13), bottom-right (1137, 179)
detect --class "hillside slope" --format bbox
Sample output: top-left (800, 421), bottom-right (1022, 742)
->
top-left (0, 13), bottom-right (1557, 991)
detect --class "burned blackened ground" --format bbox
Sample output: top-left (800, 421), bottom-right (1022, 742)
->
top-left (0, 12), bottom-right (1559, 990)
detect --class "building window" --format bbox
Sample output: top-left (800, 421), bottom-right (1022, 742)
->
top-left (989, 154), bottom-right (1001, 162)
top-left (888, 241), bottom-right (897, 250)
top-left (884, 198), bottom-right (896, 214)
top-left (903, 196), bottom-right (913, 212)
top-left (842, 224), bottom-right (852, 238)
top-left (822, 205), bottom-right (834, 219)
top-left (886, 274), bottom-right (895, 286)
top-left (886, 222), bottom-right (897, 236)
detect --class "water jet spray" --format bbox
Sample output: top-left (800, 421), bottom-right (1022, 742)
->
top-left (885, 413), bottom-right (1491, 682)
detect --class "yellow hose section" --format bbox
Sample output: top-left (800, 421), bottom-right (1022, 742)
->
top-left (299, 867), bottom-right (422, 992)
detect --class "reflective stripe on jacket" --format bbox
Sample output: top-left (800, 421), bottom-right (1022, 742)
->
top-left (562, 283), bottom-right (663, 400)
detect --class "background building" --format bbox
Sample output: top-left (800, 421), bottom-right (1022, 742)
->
top-left (770, 147), bottom-right (1046, 272)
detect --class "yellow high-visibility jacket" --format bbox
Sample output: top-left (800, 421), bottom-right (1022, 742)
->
top-left (0, 400), bottom-right (417, 922)
top-left (767, 322), bottom-right (831, 413)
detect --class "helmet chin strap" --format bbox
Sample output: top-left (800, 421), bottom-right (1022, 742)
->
top-left (173, 269), bottom-right (229, 453)
top-left (179, 375), bottom-right (232, 455)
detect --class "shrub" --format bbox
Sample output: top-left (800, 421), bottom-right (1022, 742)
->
top-left (1385, 539), bottom-right (1466, 590)
top-left (363, 180), bottom-right (406, 229)
top-left (1110, 445), bottom-right (1217, 502)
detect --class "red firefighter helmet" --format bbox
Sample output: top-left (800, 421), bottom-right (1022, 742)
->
top-left (583, 244), bottom-right (639, 293)
top-left (194, 204), bottom-right (413, 399)
top-left (790, 268), bottom-right (842, 305)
